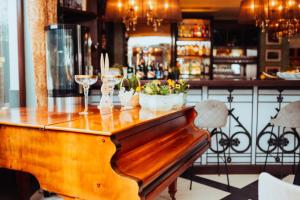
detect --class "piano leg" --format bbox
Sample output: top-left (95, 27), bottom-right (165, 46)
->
top-left (168, 179), bottom-right (177, 200)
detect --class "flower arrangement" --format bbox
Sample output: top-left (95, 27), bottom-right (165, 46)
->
top-left (139, 79), bottom-right (190, 111)
top-left (142, 79), bottom-right (189, 95)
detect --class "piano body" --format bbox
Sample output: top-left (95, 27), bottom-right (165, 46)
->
top-left (0, 106), bottom-right (210, 200)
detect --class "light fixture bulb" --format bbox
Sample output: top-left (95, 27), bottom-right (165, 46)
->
top-left (164, 3), bottom-right (169, 9)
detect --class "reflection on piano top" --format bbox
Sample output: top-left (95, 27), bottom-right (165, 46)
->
top-left (0, 105), bottom-right (193, 136)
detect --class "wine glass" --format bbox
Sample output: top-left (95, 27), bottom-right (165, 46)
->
top-left (102, 74), bottom-right (122, 94)
top-left (75, 75), bottom-right (98, 115)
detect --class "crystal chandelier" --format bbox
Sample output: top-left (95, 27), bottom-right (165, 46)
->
top-left (240, 0), bottom-right (300, 38)
top-left (121, 1), bottom-right (139, 31)
top-left (105, 0), bottom-right (181, 32)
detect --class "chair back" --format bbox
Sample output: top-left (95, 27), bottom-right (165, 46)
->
top-left (259, 172), bottom-right (300, 200)
top-left (194, 100), bottom-right (228, 129)
top-left (270, 101), bottom-right (300, 128)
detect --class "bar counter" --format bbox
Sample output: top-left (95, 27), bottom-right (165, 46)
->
top-left (187, 79), bottom-right (300, 89)
top-left (91, 79), bottom-right (300, 91)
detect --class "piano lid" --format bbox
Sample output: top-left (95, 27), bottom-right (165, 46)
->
top-left (0, 105), bottom-right (194, 136)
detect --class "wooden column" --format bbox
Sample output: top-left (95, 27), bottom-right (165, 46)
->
top-left (27, 0), bottom-right (57, 107)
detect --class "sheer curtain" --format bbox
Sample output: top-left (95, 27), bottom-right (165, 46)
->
top-left (27, 0), bottom-right (57, 107)
top-left (0, 1), bottom-right (9, 108)
top-left (0, 0), bottom-right (19, 108)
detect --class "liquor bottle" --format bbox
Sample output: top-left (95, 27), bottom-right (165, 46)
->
top-left (155, 63), bottom-right (164, 79)
top-left (202, 25), bottom-right (206, 38)
top-left (198, 25), bottom-right (202, 38)
top-left (127, 66), bottom-right (133, 79)
top-left (206, 27), bottom-right (209, 38)
top-left (193, 45), bottom-right (199, 56)
top-left (203, 45), bottom-right (207, 56)
top-left (199, 45), bottom-right (203, 56)
top-left (135, 65), bottom-right (144, 80)
top-left (136, 59), bottom-right (146, 80)
top-left (167, 68), bottom-right (173, 79)
top-left (189, 26), bottom-right (193, 37)
top-left (204, 64), bottom-right (210, 75)
top-left (147, 62), bottom-right (156, 80)
top-left (197, 25), bottom-right (202, 37)
top-left (178, 25), bottom-right (182, 37)
top-left (163, 66), bottom-right (169, 79)
top-left (193, 24), bottom-right (197, 37)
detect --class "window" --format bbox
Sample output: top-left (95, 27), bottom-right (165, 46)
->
top-left (0, 0), bottom-right (20, 108)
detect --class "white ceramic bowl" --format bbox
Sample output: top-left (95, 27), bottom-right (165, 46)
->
top-left (139, 93), bottom-right (186, 111)
top-left (277, 72), bottom-right (300, 80)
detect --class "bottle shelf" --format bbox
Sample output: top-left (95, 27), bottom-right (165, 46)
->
top-left (213, 56), bottom-right (257, 64)
top-left (177, 37), bottom-right (210, 42)
top-left (177, 55), bottom-right (210, 59)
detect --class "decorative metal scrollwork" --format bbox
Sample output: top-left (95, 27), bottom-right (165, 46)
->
top-left (209, 89), bottom-right (252, 163)
top-left (210, 109), bottom-right (252, 155)
top-left (256, 90), bottom-right (300, 163)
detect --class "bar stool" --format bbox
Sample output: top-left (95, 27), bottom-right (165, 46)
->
top-left (191, 100), bottom-right (230, 189)
top-left (265, 101), bottom-right (300, 178)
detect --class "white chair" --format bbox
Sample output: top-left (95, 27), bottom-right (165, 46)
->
top-left (263, 101), bottom-right (300, 174)
top-left (259, 172), bottom-right (300, 200)
top-left (192, 100), bottom-right (230, 189)
top-left (270, 101), bottom-right (300, 128)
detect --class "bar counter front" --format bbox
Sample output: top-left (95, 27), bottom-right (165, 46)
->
top-left (0, 106), bottom-right (210, 200)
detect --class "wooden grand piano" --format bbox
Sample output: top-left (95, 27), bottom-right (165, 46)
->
top-left (0, 105), bottom-right (210, 200)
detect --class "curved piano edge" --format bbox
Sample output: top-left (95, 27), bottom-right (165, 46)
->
top-left (142, 138), bottom-right (210, 200)
top-left (109, 107), bottom-right (211, 200)
top-left (110, 134), bottom-right (145, 187)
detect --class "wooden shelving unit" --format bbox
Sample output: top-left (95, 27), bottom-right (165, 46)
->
top-left (177, 37), bottom-right (210, 42)
top-left (213, 56), bottom-right (257, 64)
top-left (177, 55), bottom-right (210, 59)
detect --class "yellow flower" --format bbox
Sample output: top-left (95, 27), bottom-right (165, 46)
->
top-left (179, 79), bottom-right (185, 84)
top-left (167, 79), bottom-right (175, 87)
top-left (136, 86), bottom-right (141, 92)
top-left (175, 83), bottom-right (181, 89)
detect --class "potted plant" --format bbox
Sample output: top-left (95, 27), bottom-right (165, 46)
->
top-left (139, 79), bottom-right (189, 111)
top-left (118, 76), bottom-right (141, 109)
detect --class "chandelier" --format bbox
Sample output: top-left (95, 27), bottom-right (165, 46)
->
top-left (105, 0), bottom-right (181, 31)
top-left (240, 0), bottom-right (300, 38)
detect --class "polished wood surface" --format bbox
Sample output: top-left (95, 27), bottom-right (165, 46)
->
top-left (0, 105), bottom-right (210, 200)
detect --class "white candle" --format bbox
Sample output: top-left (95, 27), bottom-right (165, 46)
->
top-left (105, 53), bottom-right (109, 74)
top-left (100, 53), bottom-right (105, 76)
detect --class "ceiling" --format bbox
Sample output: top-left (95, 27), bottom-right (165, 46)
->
top-left (179, 0), bottom-right (242, 20)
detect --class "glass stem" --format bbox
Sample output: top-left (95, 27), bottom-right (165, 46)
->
top-left (83, 84), bottom-right (89, 113)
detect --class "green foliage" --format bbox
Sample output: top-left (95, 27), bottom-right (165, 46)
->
top-left (142, 79), bottom-right (189, 95)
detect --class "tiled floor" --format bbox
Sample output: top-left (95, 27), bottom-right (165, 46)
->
top-left (0, 171), bottom-right (296, 200)
top-left (156, 174), bottom-right (295, 200)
